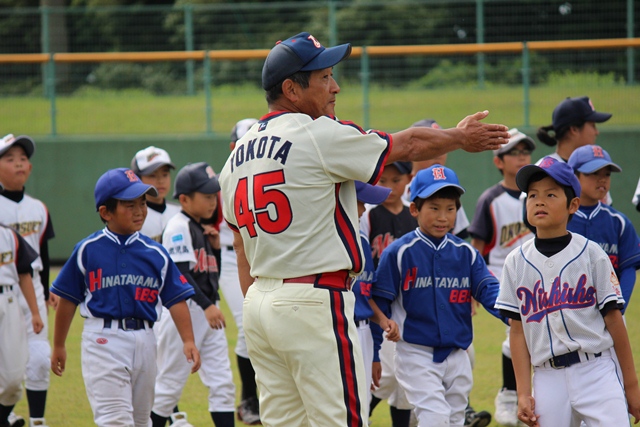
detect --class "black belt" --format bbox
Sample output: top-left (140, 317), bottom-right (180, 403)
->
top-left (356, 319), bottom-right (370, 326)
top-left (225, 245), bottom-right (234, 251)
top-left (0, 286), bottom-right (13, 294)
top-left (104, 318), bottom-right (152, 331)
top-left (549, 351), bottom-right (601, 369)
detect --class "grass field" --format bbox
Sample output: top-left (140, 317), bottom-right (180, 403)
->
top-left (11, 271), bottom-right (640, 426)
top-left (2, 83), bottom-right (640, 137)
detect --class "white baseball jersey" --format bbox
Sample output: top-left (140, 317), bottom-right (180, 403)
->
top-left (469, 184), bottom-right (533, 279)
top-left (140, 202), bottom-right (181, 242)
top-left (495, 233), bottom-right (623, 367)
top-left (219, 112), bottom-right (391, 279)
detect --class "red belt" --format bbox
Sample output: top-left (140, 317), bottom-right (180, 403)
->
top-left (283, 271), bottom-right (351, 290)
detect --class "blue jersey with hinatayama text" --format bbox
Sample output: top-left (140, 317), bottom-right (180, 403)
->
top-left (51, 228), bottom-right (194, 321)
top-left (372, 229), bottom-right (506, 363)
top-left (352, 232), bottom-right (375, 322)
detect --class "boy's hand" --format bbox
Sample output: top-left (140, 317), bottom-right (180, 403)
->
top-left (204, 305), bottom-right (226, 329)
top-left (517, 395), bottom-right (539, 427)
top-left (51, 346), bottom-right (67, 376)
top-left (183, 341), bottom-right (201, 373)
top-left (382, 319), bottom-right (400, 342)
top-left (202, 224), bottom-right (220, 250)
top-left (625, 383), bottom-right (640, 423)
top-left (48, 294), bottom-right (60, 311)
top-left (372, 361), bottom-right (382, 389)
top-left (31, 313), bottom-right (44, 334)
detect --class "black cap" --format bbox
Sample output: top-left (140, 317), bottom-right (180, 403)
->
top-left (552, 96), bottom-right (612, 131)
top-left (173, 162), bottom-right (220, 198)
top-left (388, 161), bottom-right (412, 175)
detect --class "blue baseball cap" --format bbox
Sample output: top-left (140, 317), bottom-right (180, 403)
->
top-left (516, 156), bottom-right (581, 197)
top-left (262, 32), bottom-right (352, 90)
top-left (173, 162), bottom-right (220, 198)
top-left (355, 181), bottom-right (391, 204)
top-left (552, 96), bottom-right (611, 131)
top-left (409, 164), bottom-right (465, 201)
top-left (94, 168), bottom-right (158, 211)
top-left (567, 145), bottom-right (621, 174)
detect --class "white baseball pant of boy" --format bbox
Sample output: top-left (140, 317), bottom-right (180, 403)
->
top-left (0, 288), bottom-right (28, 408)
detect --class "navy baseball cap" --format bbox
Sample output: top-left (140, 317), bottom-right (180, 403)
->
top-left (355, 181), bottom-right (391, 204)
top-left (409, 164), bottom-right (465, 201)
top-left (262, 32), bottom-right (352, 90)
top-left (231, 118), bottom-right (258, 142)
top-left (411, 118), bottom-right (441, 129)
top-left (94, 168), bottom-right (158, 211)
top-left (494, 128), bottom-right (536, 156)
top-left (568, 145), bottom-right (621, 174)
top-left (552, 96), bottom-right (611, 131)
top-left (131, 146), bottom-right (175, 176)
top-left (173, 162), bottom-right (220, 198)
top-left (388, 161), bottom-right (412, 175)
top-left (0, 134), bottom-right (35, 158)
top-left (516, 156), bottom-right (581, 197)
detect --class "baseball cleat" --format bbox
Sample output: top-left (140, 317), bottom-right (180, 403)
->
top-left (237, 397), bottom-right (261, 425)
top-left (7, 412), bottom-right (25, 427)
top-left (494, 388), bottom-right (519, 427)
top-left (169, 412), bottom-right (194, 427)
top-left (464, 405), bottom-right (491, 427)
top-left (28, 419), bottom-right (48, 427)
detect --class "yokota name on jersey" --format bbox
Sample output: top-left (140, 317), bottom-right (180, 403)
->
top-left (228, 134), bottom-right (292, 172)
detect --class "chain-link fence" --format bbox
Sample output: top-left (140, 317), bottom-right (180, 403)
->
top-left (1, 0), bottom-right (638, 135)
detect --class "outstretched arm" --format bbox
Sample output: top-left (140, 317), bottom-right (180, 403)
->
top-left (51, 297), bottom-right (77, 376)
top-left (169, 300), bottom-right (201, 373)
top-left (388, 111), bottom-right (509, 163)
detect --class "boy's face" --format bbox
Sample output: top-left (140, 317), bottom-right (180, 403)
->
top-left (525, 176), bottom-right (579, 238)
top-left (100, 196), bottom-right (148, 235)
top-left (378, 166), bottom-right (410, 207)
top-left (180, 192), bottom-right (218, 222)
top-left (0, 145), bottom-right (32, 191)
top-left (140, 165), bottom-right (172, 202)
top-left (495, 142), bottom-right (531, 177)
top-left (410, 197), bottom-right (457, 239)
top-left (577, 167), bottom-right (611, 206)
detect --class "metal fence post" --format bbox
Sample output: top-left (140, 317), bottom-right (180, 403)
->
top-left (522, 42), bottom-right (530, 128)
top-left (476, 0), bottom-right (485, 89)
top-left (627, 0), bottom-right (635, 85)
top-left (41, 6), bottom-right (50, 98)
top-left (361, 47), bottom-right (370, 130)
top-left (185, 4), bottom-right (195, 95)
top-left (204, 52), bottom-right (212, 134)
top-left (328, 0), bottom-right (339, 82)
top-left (47, 54), bottom-right (57, 136)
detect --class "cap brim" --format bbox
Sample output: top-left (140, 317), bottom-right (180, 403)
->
top-left (137, 162), bottom-right (176, 176)
top-left (300, 43), bottom-right (351, 71)
top-left (356, 183), bottom-right (391, 204)
top-left (576, 159), bottom-right (622, 174)
top-left (0, 135), bottom-right (35, 158)
top-left (113, 182), bottom-right (158, 201)
top-left (516, 164), bottom-right (545, 193)
top-left (585, 111), bottom-right (612, 123)
top-left (196, 179), bottom-right (221, 195)
top-left (494, 135), bottom-right (536, 156)
top-left (412, 183), bottom-right (465, 201)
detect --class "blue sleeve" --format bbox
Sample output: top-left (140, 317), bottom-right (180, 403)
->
top-left (619, 267), bottom-right (636, 313)
top-left (50, 244), bottom-right (86, 305)
top-left (470, 251), bottom-right (508, 324)
top-left (159, 258), bottom-right (195, 309)
top-left (370, 319), bottom-right (384, 363)
top-left (618, 217), bottom-right (640, 271)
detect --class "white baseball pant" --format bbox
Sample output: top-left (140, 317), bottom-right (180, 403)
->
top-left (82, 317), bottom-right (157, 427)
top-left (356, 320), bottom-right (373, 412)
top-left (0, 288), bottom-right (28, 406)
top-left (153, 301), bottom-right (235, 416)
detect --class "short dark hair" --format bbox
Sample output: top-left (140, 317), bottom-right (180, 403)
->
top-left (265, 70), bottom-right (312, 104)
top-left (414, 187), bottom-right (461, 211)
top-left (536, 121), bottom-right (585, 147)
top-left (99, 198), bottom-right (119, 224)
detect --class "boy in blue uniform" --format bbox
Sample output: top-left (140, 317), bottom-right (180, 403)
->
top-left (50, 168), bottom-right (200, 427)
top-left (567, 145), bottom-right (640, 311)
top-left (372, 165), bottom-right (507, 426)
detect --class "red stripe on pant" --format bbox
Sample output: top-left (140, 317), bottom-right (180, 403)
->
top-left (330, 290), bottom-right (363, 427)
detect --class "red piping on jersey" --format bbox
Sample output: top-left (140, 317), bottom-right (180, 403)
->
top-left (334, 183), bottom-right (363, 273)
top-left (259, 110), bottom-right (291, 121)
top-left (225, 219), bottom-right (239, 233)
top-left (330, 290), bottom-right (364, 427)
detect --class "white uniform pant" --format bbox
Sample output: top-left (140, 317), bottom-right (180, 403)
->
top-left (82, 317), bottom-right (157, 427)
top-left (244, 278), bottom-right (367, 427)
top-left (153, 301), bottom-right (235, 417)
top-left (356, 320), bottom-right (373, 413)
top-left (395, 342), bottom-right (472, 427)
top-left (16, 272), bottom-right (50, 391)
top-left (533, 349), bottom-right (628, 427)
top-left (372, 337), bottom-right (413, 410)
top-left (0, 289), bottom-right (28, 406)
top-left (219, 246), bottom-right (248, 358)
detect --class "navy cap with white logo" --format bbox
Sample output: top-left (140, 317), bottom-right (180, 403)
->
top-left (173, 162), bottom-right (220, 198)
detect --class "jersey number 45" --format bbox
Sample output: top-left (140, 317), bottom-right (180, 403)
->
top-left (234, 170), bottom-right (293, 237)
